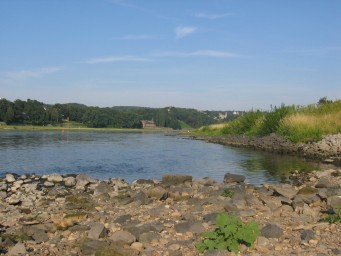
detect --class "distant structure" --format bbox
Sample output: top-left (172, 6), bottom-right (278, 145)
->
top-left (140, 120), bottom-right (156, 129)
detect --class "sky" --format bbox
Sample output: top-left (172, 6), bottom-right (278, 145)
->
top-left (0, 0), bottom-right (340, 111)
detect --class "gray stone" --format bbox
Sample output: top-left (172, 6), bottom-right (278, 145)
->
top-left (174, 221), bottom-right (205, 234)
top-left (81, 239), bottom-right (107, 255)
top-left (22, 183), bottom-right (38, 193)
top-left (239, 209), bottom-right (257, 217)
top-left (5, 174), bottom-right (16, 183)
top-left (126, 222), bottom-right (164, 239)
top-left (300, 229), bottom-right (315, 241)
top-left (133, 191), bottom-right (152, 205)
top-left (203, 212), bottom-right (218, 225)
top-left (328, 195), bottom-right (341, 209)
top-left (223, 173), bottom-right (245, 184)
top-left (139, 232), bottom-right (161, 243)
top-left (162, 174), bottom-right (192, 186)
top-left (109, 230), bottom-right (136, 245)
top-left (7, 242), bottom-right (26, 255)
top-left (76, 174), bottom-right (95, 190)
top-left (145, 186), bottom-right (168, 200)
top-left (261, 224), bottom-right (283, 238)
top-left (68, 225), bottom-right (91, 232)
top-left (64, 176), bottom-right (76, 187)
top-left (257, 236), bottom-right (270, 246)
top-left (47, 173), bottom-right (63, 183)
top-left (110, 178), bottom-right (129, 190)
top-left (0, 182), bottom-right (7, 191)
top-left (43, 181), bottom-right (54, 187)
top-left (315, 177), bottom-right (332, 188)
top-left (115, 214), bottom-right (132, 225)
top-left (93, 181), bottom-right (111, 196)
top-left (273, 184), bottom-right (297, 199)
top-left (88, 222), bottom-right (106, 239)
top-left (32, 229), bottom-right (49, 243)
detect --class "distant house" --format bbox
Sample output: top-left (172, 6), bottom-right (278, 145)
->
top-left (140, 120), bottom-right (156, 129)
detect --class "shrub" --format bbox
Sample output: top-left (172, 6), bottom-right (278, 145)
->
top-left (195, 213), bottom-right (260, 253)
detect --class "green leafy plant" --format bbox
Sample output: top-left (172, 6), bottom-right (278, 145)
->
top-left (322, 207), bottom-right (341, 224)
top-left (222, 188), bottom-right (235, 198)
top-left (195, 213), bottom-right (260, 253)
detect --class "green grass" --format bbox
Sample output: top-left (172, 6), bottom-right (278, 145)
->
top-left (196, 99), bottom-right (341, 143)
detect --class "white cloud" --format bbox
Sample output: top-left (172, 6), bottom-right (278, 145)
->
top-left (194, 12), bottom-right (231, 19)
top-left (1, 67), bottom-right (63, 80)
top-left (84, 55), bottom-right (152, 64)
top-left (153, 50), bottom-right (239, 58)
top-left (174, 26), bottom-right (197, 39)
top-left (112, 34), bottom-right (159, 40)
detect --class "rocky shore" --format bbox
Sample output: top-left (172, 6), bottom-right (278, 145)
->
top-left (0, 169), bottom-right (340, 255)
top-left (189, 134), bottom-right (341, 166)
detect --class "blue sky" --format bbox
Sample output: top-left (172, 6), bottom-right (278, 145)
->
top-left (0, 0), bottom-right (340, 110)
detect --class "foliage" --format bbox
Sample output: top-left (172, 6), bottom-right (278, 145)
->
top-left (222, 188), bottom-right (235, 198)
top-left (322, 207), bottom-right (341, 224)
top-left (0, 98), bottom-right (223, 130)
top-left (195, 213), bottom-right (260, 253)
top-left (197, 98), bottom-right (341, 143)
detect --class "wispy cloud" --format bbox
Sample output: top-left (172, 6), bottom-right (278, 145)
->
top-left (1, 67), bottom-right (63, 80)
top-left (84, 55), bottom-right (152, 64)
top-left (194, 12), bottom-right (231, 19)
top-left (282, 46), bottom-right (341, 56)
top-left (174, 26), bottom-right (198, 39)
top-left (153, 50), bottom-right (239, 58)
top-left (112, 34), bottom-right (159, 40)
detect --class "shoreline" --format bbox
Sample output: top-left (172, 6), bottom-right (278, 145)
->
top-left (186, 133), bottom-right (341, 167)
top-left (0, 170), bottom-right (340, 255)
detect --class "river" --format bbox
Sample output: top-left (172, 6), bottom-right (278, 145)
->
top-left (0, 130), bottom-right (322, 185)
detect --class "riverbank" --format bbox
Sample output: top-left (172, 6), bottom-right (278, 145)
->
top-left (0, 125), bottom-right (173, 133)
top-left (0, 169), bottom-right (340, 255)
top-left (187, 133), bottom-right (341, 166)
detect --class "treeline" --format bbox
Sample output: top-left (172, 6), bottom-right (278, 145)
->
top-left (0, 98), bottom-right (229, 129)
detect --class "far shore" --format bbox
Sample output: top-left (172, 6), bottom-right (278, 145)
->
top-left (0, 125), bottom-right (174, 133)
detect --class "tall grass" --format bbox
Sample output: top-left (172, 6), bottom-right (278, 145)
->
top-left (197, 99), bottom-right (341, 143)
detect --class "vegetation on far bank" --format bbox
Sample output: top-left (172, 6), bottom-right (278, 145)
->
top-left (0, 98), bottom-right (241, 130)
top-left (198, 98), bottom-right (341, 143)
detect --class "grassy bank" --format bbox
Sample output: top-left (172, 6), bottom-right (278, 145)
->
top-left (198, 99), bottom-right (341, 143)
top-left (0, 125), bottom-right (173, 133)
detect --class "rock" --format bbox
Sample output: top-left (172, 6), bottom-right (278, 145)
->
top-left (168, 243), bottom-right (181, 251)
top-left (131, 242), bottom-right (144, 251)
top-left (300, 229), bottom-right (315, 241)
top-left (162, 174), bottom-right (192, 186)
top-left (22, 183), bottom-right (38, 193)
top-left (223, 173), bottom-right (245, 183)
top-left (64, 176), bottom-right (76, 187)
top-left (272, 184), bottom-right (297, 199)
top-left (261, 224), bottom-right (283, 238)
top-left (44, 181), bottom-right (54, 187)
top-left (7, 195), bottom-right (21, 205)
top-left (257, 236), bottom-right (270, 246)
top-left (80, 239), bottom-right (107, 255)
top-left (139, 232), bottom-right (161, 243)
top-left (109, 230), bottom-right (136, 245)
top-left (115, 214), bottom-right (132, 225)
top-left (133, 191), bottom-right (152, 205)
top-left (145, 186), bottom-right (168, 200)
top-left (47, 173), bottom-right (63, 183)
top-left (5, 174), bottom-right (16, 183)
top-left (327, 195), bottom-right (341, 209)
top-left (7, 242), bottom-right (26, 255)
top-left (0, 182), bottom-right (7, 191)
top-left (76, 174), bottom-right (95, 190)
top-left (88, 222), bottom-right (106, 239)
top-left (174, 221), bottom-right (205, 234)
top-left (315, 177), bottom-right (332, 188)
top-left (93, 181), bottom-right (111, 196)
top-left (111, 178), bottom-right (129, 191)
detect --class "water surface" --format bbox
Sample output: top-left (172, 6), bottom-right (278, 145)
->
top-left (0, 131), bottom-right (322, 185)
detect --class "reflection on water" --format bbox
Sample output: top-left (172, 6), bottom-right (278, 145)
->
top-left (0, 131), bottom-right (324, 185)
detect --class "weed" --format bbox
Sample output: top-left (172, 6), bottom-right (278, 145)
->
top-left (222, 188), bottom-right (235, 198)
top-left (195, 213), bottom-right (260, 253)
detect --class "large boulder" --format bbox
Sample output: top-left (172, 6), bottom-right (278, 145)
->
top-left (162, 174), bottom-right (192, 187)
top-left (223, 173), bottom-right (245, 184)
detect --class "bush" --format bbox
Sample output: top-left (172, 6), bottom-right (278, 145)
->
top-left (195, 213), bottom-right (260, 253)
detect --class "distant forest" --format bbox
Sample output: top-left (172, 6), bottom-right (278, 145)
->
top-left (0, 98), bottom-right (241, 130)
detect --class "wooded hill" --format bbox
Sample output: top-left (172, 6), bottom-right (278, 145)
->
top-left (0, 98), bottom-right (241, 130)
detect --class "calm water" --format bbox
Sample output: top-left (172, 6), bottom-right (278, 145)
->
top-left (0, 131), bottom-right (322, 185)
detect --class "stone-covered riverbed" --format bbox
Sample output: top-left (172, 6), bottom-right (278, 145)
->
top-left (0, 169), bottom-right (340, 255)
